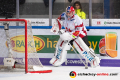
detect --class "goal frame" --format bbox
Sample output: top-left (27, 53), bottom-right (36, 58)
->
top-left (0, 19), bottom-right (52, 73)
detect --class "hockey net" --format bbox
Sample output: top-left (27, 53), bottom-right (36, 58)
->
top-left (0, 19), bottom-right (52, 73)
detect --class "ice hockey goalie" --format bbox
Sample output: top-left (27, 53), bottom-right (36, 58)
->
top-left (50, 6), bottom-right (100, 68)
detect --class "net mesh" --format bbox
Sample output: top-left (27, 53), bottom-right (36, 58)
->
top-left (0, 20), bottom-right (43, 70)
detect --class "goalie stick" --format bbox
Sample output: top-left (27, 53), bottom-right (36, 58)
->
top-left (68, 43), bottom-right (88, 69)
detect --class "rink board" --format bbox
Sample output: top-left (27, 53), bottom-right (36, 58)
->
top-left (0, 26), bottom-right (120, 67)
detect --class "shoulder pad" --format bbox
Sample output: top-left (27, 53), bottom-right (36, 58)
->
top-left (61, 12), bottom-right (65, 17)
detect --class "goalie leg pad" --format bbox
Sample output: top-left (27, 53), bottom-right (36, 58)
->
top-left (53, 42), bottom-right (70, 66)
top-left (49, 38), bottom-right (63, 64)
top-left (49, 39), bottom-right (70, 66)
top-left (53, 50), bottom-right (67, 67)
top-left (49, 50), bottom-right (57, 64)
top-left (73, 37), bottom-right (100, 67)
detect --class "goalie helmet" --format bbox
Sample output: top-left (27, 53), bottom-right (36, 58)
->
top-left (66, 6), bottom-right (75, 13)
top-left (66, 6), bottom-right (75, 19)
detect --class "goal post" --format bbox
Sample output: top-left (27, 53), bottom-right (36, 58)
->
top-left (0, 19), bottom-right (52, 73)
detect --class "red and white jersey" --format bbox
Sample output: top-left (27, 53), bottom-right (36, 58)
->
top-left (58, 12), bottom-right (87, 38)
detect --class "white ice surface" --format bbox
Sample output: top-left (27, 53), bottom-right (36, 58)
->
top-left (0, 66), bottom-right (120, 80)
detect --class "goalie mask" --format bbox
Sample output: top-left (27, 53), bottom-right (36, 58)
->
top-left (66, 6), bottom-right (75, 20)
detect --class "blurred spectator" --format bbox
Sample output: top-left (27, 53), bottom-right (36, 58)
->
top-left (43, 0), bottom-right (55, 8)
top-left (73, 1), bottom-right (86, 19)
top-left (68, 0), bottom-right (72, 3)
